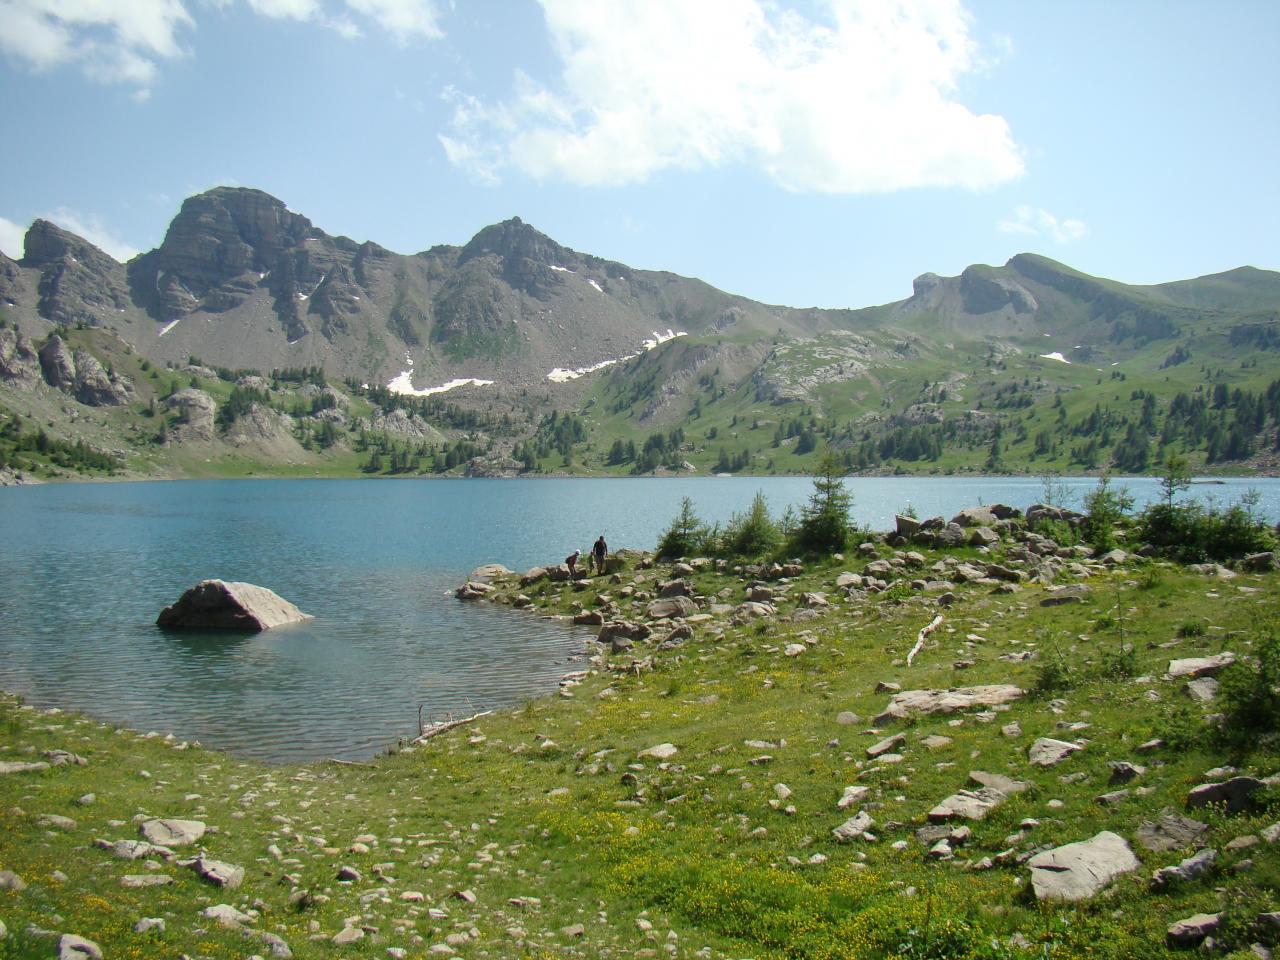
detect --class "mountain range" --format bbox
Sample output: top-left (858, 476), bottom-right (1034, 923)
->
top-left (2, 185), bottom-right (1280, 481)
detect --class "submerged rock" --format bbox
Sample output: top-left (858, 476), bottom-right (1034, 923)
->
top-left (157, 580), bottom-right (313, 632)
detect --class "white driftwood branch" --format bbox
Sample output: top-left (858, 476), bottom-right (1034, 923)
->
top-left (906, 614), bottom-right (944, 666)
top-left (413, 710), bottom-right (493, 743)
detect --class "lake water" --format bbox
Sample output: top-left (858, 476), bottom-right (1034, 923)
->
top-left (2, 474), bottom-right (1277, 763)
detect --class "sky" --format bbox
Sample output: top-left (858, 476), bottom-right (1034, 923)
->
top-left (0, 0), bottom-right (1277, 310)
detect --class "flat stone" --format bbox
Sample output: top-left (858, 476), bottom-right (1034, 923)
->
top-left (866, 733), bottom-right (906, 758)
top-left (920, 735), bottom-right (953, 750)
top-left (1108, 761), bottom-right (1145, 784)
top-left (332, 927), bottom-right (364, 945)
top-left (873, 684), bottom-right (1024, 726)
top-left (203, 903), bottom-right (253, 926)
top-left (1168, 652), bottom-right (1236, 679)
top-left (0, 760), bottom-right (50, 774)
top-left (647, 596), bottom-right (697, 620)
top-left (133, 919), bottom-right (165, 934)
top-left (121, 875), bottom-right (174, 888)
top-left (157, 579), bottom-right (313, 631)
top-left (1152, 848), bottom-right (1217, 889)
top-left (969, 770), bottom-right (1029, 795)
top-left (1167, 913), bottom-right (1222, 948)
top-left (139, 818), bottom-right (206, 846)
top-left (1029, 738), bottom-right (1083, 766)
top-left (1184, 677), bottom-right (1220, 702)
top-left (1135, 810), bottom-right (1210, 852)
top-left (1027, 831), bottom-right (1140, 901)
top-left (184, 855), bottom-right (244, 889)
top-left (58, 935), bottom-right (103, 960)
top-left (1040, 584), bottom-right (1089, 606)
top-left (0, 870), bottom-right (26, 891)
top-left (837, 785), bottom-right (871, 810)
top-left (1187, 777), bottom-right (1264, 813)
top-left (37, 814), bottom-right (75, 830)
top-left (928, 787), bottom-right (1008, 822)
top-left (832, 811), bottom-right (875, 842)
top-left (638, 742), bottom-right (678, 760)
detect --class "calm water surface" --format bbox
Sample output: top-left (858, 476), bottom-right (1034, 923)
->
top-left (2, 475), bottom-right (1277, 762)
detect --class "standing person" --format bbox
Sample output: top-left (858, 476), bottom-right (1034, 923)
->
top-left (591, 535), bottom-right (608, 575)
top-left (565, 549), bottom-right (580, 578)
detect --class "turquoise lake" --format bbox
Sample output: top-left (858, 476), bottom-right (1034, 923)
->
top-left (2, 475), bottom-right (1277, 763)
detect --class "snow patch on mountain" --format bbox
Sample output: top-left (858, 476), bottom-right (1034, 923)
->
top-left (547, 330), bottom-right (686, 383)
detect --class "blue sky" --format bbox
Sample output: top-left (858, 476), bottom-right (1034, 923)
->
top-left (1, 0), bottom-right (1277, 309)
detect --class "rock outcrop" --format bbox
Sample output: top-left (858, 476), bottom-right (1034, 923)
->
top-left (156, 580), bottom-right (313, 631)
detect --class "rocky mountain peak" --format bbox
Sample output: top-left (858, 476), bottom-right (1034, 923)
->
top-left (21, 220), bottom-right (120, 270)
top-left (458, 217), bottom-right (573, 270)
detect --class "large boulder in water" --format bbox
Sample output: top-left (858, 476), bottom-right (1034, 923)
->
top-left (157, 579), bottom-right (313, 632)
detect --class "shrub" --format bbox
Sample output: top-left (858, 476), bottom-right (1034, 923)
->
top-left (656, 497), bottom-right (710, 559)
top-left (721, 491), bottom-right (781, 558)
top-left (1081, 474), bottom-right (1133, 552)
top-left (1033, 648), bottom-right (1076, 693)
top-left (789, 454), bottom-right (853, 557)
top-left (1216, 633), bottom-right (1280, 746)
top-left (1136, 493), bottom-right (1274, 563)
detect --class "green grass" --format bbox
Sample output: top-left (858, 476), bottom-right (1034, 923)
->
top-left (3, 542), bottom-right (1279, 958)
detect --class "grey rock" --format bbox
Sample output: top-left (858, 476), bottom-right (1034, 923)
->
top-left (157, 580), bottom-right (312, 632)
top-left (969, 770), bottom-right (1029, 795)
top-left (184, 855), bottom-right (244, 888)
top-left (1168, 652), bottom-right (1236, 679)
top-left (44, 750), bottom-right (87, 766)
top-left (951, 506), bottom-right (998, 528)
top-left (1187, 776), bottom-right (1263, 813)
top-left (0, 870), bottom-right (26, 890)
top-left (1166, 913), bottom-right (1222, 948)
top-left (1241, 551), bottom-right (1278, 572)
top-left (1151, 847), bottom-right (1218, 890)
top-left (647, 596), bottom-right (697, 620)
top-left (659, 578), bottom-right (694, 598)
top-left (203, 903), bottom-right (253, 926)
top-left (37, 814), bottom-right (75, 830)
top-left (638, 742), bottom-right (678, 760)
top-left (833, 811), bottom-right (875, 842)
top-left (873, 684), bottom-right (1025, 726)
top-left (837, 785), bottom-right (871, 810)
top-left (58, 935), bottom-right (103, 960)
top-left (1027, 831), bottom-right (1140, 901)
top-left (1040, 584), bottom-right (1089, 606)
top-left (332, 926), bottom-right (364, 945)
top-left (133, 918), bottom-right (165, 934)
top-left (1029, 738), bottom-right (1083, 766)
top-left (928, 787), bottom-right (1009, 822)
top-left (254, 931), bottom-right (293, 959)
top-left (1108, 761), bottom-right (1146, 785)
top-left (1135, 810), bottom-right (1210, 852)
top-left (866, 733), bottom-right (905, 759)
top-left (1184, 677), bottom-right (1220, 702)
top-left (120, 875), bottom-right (174, 888)
top-left (140, 818), bottom-right (206, 846)
top-left (0, 760), bottom-right (50, 774)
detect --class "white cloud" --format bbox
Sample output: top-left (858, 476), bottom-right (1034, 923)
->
top-left (997, 204), bottom-right (1087, 243)
top-left (0, 216), bottom-right (27, 260)
top-left (441, 0), bottom-right (1024, 193)
top-left (246, 0), bottom-right (320, 18)
top-left (0, 0), bottom-right (194, 91)
top-left (44, 208), bottom-right (141, 262)
top-left (345, 0), bottom-right (440, 41)
top-left (0, 0), bottom-right (441, 92)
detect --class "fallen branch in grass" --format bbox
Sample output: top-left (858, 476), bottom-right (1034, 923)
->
top-left (414, 710), bottom-right (493, 743)
top-left (907, 614), bottom-right (945, 666)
